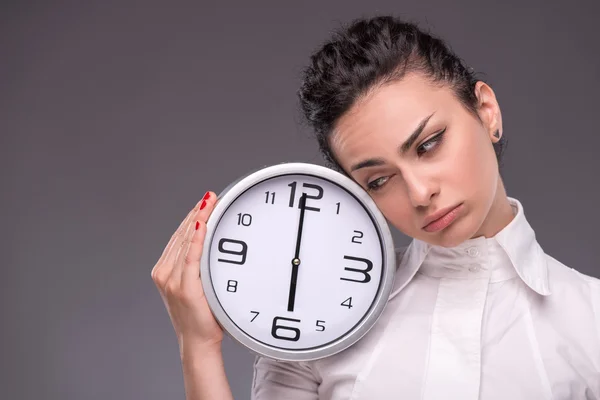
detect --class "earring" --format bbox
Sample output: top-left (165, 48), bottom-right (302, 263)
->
top-left (493, 129), bottom-right (501, 140)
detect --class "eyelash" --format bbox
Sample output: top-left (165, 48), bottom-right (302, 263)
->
top-left (366, 128), bottom-right (447, 192)
top-left (417, 128), bottom-right (446, 156)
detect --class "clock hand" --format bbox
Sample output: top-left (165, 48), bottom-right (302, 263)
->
top-left (288, 193), bottom-right (307, 312)
top-left (294, 193), bottom-right (307, 261)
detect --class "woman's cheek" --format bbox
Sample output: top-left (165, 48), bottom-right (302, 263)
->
top-left (380, 199), bottom-right (412, 229)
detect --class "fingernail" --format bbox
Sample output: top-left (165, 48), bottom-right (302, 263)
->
top-left (195, 221), bottom-right (200, 230)
top-left (200, 200), bottom-right (207, 210)
top-left (202, 192), bottom-right (210, 201)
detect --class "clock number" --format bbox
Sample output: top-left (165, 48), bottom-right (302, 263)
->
top-left (217, 238), bottom-right (248, 265)
top-left (227, 280), bottom-right (238, 292)
top-left (351, 230), bottom-right (363, 244)
top-left (250, 311), bottom-right (260, 322)
top-left (336, 202), bottom-right (341, 215)
top-left (340, 255), bottom-right (373, 283)
top-left (288, 182), bottom-right (323, 212)
top-left (341, 297), bottom-right (353, 309)
top-left (271, 316), bottom-right (301, 342)
top-left (236, 213), bottom-right (252, 226)
top-left (288, 182), bottom-right (296, 207)
top-left (302, 183), bottom-right (324, 212)
top-left (265, 191), bottom-right (275, 204)
top-left (316, 320), bottom-right (326, 332)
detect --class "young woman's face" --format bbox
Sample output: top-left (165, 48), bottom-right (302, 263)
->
top-left (331, 73), bottom-right (505, 247)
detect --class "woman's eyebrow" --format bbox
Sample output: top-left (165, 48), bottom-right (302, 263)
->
top-left (351, 157), bottom-right (386, 172)
top-left (398, 112), bottom-right (436, 155)
top-left (350, 112), bottom-right (436, 172)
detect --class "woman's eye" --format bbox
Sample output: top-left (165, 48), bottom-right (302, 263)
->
top-left (417, 128), bottom-right (446, 156)
top-left (367, 176), bottom-right (389, 191)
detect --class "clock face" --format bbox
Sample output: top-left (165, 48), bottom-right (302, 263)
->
top-left (205, 171), bottom-right (387, 357)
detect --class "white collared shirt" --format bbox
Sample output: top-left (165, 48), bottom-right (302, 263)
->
top-left (251, 197), bottom-right (600, 399)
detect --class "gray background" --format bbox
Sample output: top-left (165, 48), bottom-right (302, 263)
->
top-left (2, 0), bottom-right (599, 399)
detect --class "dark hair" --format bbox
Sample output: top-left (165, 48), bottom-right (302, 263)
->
top-left (298, 15), bottom-right (506, 172)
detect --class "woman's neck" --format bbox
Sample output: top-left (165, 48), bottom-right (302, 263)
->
top-left (472, 177), bottom-right (515, 239)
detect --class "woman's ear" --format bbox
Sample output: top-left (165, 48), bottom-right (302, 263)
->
top-left (474, 81), bottom-right (503, 143)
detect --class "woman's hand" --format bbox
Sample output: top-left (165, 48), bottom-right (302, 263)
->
top-left (151, 191), bottom-right (223, 352)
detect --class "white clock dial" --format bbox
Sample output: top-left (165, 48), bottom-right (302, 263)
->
top-left (208, 173), bottom-right (383, 351)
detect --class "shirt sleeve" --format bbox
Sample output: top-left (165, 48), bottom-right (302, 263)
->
top-left (577, 269), bottom-right (600, 372)
top-left (250, 355), bottom-right (320, 399)
top-left (589, 276), bottom-right (600, 368)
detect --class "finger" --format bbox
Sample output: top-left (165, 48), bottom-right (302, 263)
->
top-left (169, 205), bottom-right (201, 287)
top-left (157, 199), bottom-right (202, 265)
top-left (180, 192), bottom-right (217, 284)
top-left (162, 198), bottom-right (204, 270)
top-left (195, 191), bottom-right (217, 224)
top-left (152, 200), bottom-right (201, 286)
top-left (169, 191), bottom-right (214, 284)
top-left (181, 219), bottom-right (207, 289)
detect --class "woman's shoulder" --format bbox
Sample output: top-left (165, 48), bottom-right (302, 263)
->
top-left (540, 253), bottom-right (600, 347)
top-left (545, 252), bottom-right (600, 289)
top-left (543, 252), bottom-right (600, 312)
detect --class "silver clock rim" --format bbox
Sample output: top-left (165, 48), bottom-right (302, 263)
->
top-left (200, 162), bottom-right (396, 362)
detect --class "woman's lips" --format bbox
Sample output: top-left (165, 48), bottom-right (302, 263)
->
top-left (423, 204), bottom-right (464, 233)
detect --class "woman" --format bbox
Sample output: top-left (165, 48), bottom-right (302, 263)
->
top-left (151, 16), bottom-right (600, 399)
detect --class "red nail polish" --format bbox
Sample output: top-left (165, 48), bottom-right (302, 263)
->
top-left (200, 200), bottom-right (207, 210)
top-left (195, 221), bottom-right (200, 230)
top-left (202, 192), bottom-right (210, 201)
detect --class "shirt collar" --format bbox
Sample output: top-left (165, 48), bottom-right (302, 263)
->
top-left (389, 196), bottom-right (551, 299)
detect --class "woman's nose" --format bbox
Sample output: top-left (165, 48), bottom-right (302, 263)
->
top-left (403, 169), bottom-right (439, 208)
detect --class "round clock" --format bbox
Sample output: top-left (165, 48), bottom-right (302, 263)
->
top-left (200, 162), bottom-right (396, 361)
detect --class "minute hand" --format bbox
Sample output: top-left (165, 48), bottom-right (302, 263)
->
top-left (287, 193), bottom-right (307, 312)
top-left (294, 194), bottom-right (307, 260)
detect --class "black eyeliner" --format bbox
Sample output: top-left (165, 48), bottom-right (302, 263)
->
top-left (417, 128), bottom-right (446, 155)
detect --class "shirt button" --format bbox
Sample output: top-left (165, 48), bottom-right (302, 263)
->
top-left (466, 247), bottom-right (480, 257)
top-left (469, 265), bottom-right (480, 272)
